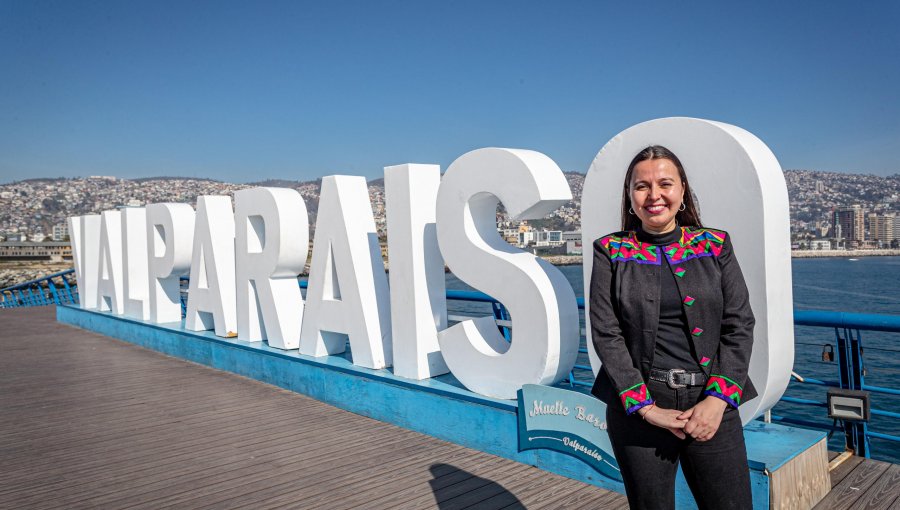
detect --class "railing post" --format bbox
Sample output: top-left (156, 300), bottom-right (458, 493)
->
top-left (849, 329), bottom-right (870, 457)
top-left (48, 279), bottom-right (61, 306)
top-left (491, 301), bottom-right (512, 341)
top-left (61, 275), bottom-right (75, 304)
top-left (836, 326), bottom-right (870, 458)
top-left (36, 285), bottom-right (48, 306)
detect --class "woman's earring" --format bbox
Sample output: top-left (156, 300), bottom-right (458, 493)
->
top-left (628, 207), bottom-right (635, 215)
top-left (679, 202), bottom-right (686, 212)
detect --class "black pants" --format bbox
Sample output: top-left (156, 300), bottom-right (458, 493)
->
top-left (606, 379), bottom-right (752, 510)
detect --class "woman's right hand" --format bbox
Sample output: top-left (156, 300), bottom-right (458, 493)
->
top-left (638, 405), bottom-right (687, 439)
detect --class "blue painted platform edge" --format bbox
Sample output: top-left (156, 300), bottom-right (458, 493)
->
top-left (57, 304), bottom-right (824, 500)
top-left (57, 304), bottom-right (514, 412)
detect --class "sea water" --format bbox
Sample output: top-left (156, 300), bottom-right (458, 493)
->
top-left (446, 256), bottom-right (900, 463)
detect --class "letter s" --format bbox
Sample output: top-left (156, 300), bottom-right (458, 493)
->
top-left (435, 148), bottom-right (579, 399)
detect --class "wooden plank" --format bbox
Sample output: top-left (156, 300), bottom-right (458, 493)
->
top-left (829, 455), bottom-right (865, 488)
top-left (189, 445), bottom-right (487, 510)
top-left (14, 406), bottom-right (428, 506)
top-left (1, 416), bottom-right (390, 506)
top-left (354, 457), bottom-right (518, 510)
top-left (516, 482), bottom-right (628, 510)
top-left (848, 463), bottom-right (900, 510)
top-left (64, 432), bottom-right (444, 509)
top-left (769, 437), bottom-right (830, 509)
top-left (814, 459), bottom-right (891, 510)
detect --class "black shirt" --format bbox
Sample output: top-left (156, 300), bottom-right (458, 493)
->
top-left (635, 228), bottom-right (699, 371)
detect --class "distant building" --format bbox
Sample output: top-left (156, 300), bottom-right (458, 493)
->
top-left (868, 213), bottom-right (896, 244)
top-left (500, 228), bottom-right (519, 245)
top-left (562, 231), bottom-right (582, 255)
top-left (3, 233), bottom-right (26, 242)
top-left (52, 223), bottom-right (69, 241)
top-left (561, 231), bottom-right (581, 242)
top-left (518, 230), bottom-right (536, 247)
top-left (808, 239), bottom-right (833, 250)
top-left (833, 205), bottom-right (865, 242)
top-left (0, 242), bottom-right (72, 261)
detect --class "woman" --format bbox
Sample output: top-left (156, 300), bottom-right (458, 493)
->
top-left (589, 145), bottom-right (755, 509)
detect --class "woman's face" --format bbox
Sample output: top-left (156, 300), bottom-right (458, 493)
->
top-left (629, 158), bottom-right (685, 233)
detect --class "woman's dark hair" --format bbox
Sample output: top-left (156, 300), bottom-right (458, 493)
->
top-left (621, 145), bottom-right (702, 231)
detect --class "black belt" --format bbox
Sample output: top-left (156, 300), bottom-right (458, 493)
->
top-left (649, 368), bottom-right (707, 389)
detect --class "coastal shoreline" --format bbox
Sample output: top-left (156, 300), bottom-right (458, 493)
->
top-left (5, 249), bottom-right (900, 287)
top-left (790, 249), bottom-right (900, 258)
top-left (539, 250), bottom-right (900, 266)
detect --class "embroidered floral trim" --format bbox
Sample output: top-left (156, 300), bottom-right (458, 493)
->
top-left (705, 374), bottom-right (744, 408)
top-left (619, 382), bottom-right (654, 414)
top-left (599, 234), bottom-right (661, 265)
top-left (664, 228), bottom-right (726, 263)
top-left (674, 267), bottom-right (686, 277)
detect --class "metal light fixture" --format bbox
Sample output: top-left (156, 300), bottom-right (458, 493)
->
top-left (826, 389), bottom-right (871, 422)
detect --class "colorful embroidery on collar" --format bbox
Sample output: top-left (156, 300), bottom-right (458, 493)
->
top-left (664, 228), bottom-right (726, 263)
top-left (705, 374), bottom-right (743, 408)
top-left (599, 233), bottom-right (661, 265)
top-left (619, 382), bottom-right (654, 414)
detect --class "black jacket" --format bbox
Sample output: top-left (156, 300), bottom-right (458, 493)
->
top-left (588, 226), bottom-right (756, 414)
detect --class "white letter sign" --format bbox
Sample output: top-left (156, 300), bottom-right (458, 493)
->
top-left (186, 196), bottom-right (237, 337)
top-left (435, 148), bottom-right (580, 399)
top-left (146, 203), bottom-right (195, 324)
top-left (96, 210), bottom-right (124, 313)
top-left (300, 175), bottom-right (392, 369)
top-left (122, 207), bottom-right (150, 320)
top-left (234, 187), bottom-right (307, 349)
top-left (582, 117), bottom-right (793, 422)
top-left (385, 164), bottom-right (448, 380)
top-left (68, 214), bottom-right (101, 310)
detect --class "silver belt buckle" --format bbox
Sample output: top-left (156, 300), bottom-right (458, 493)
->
top-left (666, 369), bottom-right (687, 389)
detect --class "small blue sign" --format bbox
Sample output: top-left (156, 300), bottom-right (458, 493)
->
top-left (517, 384), bottom-right (621, 481)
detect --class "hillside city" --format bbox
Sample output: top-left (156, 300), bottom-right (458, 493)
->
top-left (1, 170), bottom-right (899, 253)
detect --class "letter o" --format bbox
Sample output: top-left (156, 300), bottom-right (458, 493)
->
top-left (581, 117), bottom-right (793, 423)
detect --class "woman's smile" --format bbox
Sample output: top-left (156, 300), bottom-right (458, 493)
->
top-left (644, 203), bottom-right (669, 215)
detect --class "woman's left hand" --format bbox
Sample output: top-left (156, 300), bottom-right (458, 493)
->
top-left (677, 397), bottom-right (728, 441)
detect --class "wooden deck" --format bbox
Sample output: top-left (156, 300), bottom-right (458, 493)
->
top-left (817, 451), bottom-right (900, 509)
top-left (0, 307), bottom-right (627, 509)
top-left (4, 307), bottom-right (900, 509)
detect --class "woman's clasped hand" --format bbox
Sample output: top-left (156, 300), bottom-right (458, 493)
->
top-left (637, 397), bottom-right (727, 441)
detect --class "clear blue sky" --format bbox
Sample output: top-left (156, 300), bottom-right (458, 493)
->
top-left (1, 1), bottom-right (898, 183)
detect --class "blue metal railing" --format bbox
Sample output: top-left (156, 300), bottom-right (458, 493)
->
top-left (426, 288), bottom-right (900, 458)
top-left (0, 269), bottom-right (78, 308)
top-left (4, 269), bottom-right (898, 458)
top-left (775, 312), bottom-right (900, 458)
